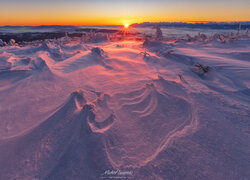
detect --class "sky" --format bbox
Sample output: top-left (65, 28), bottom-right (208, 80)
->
top-left (0, 0), bottom-right (250, 26)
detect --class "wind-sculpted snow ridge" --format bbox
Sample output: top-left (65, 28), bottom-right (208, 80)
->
top-left (0, 91), bottom-right (113, 180)
top-left (29, 58), bottom-right (54, 80)
top-left (0, 51), bottom-right (55, 88)
top-left (104, 77), bottom-right (194, 168)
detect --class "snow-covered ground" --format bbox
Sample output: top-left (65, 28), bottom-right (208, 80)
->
top-left (0, 32), bottom-right (250, 179)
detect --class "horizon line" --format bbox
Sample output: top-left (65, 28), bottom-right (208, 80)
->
top-left (1, 21), bottom-right (250, 27)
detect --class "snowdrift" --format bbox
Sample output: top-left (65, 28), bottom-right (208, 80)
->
top-left (0, 91), bottom-right (112, 180)
top-left (0, 33), bottom-right (250, 179)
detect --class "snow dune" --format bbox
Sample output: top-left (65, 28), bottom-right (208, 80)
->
top-left (0, 34), bottom-right (250, 179)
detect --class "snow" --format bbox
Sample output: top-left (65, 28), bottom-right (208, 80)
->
top-left (0, 31), bottom-right (250, 179)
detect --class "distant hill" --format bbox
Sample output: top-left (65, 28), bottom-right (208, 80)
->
top-left (131, 22), bottom-right (250, 29)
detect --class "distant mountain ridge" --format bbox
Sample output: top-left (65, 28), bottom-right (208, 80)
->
top-left (131, 22), bottom-right (250, 29)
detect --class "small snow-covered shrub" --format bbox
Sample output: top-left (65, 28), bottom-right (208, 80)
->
top-left (200, 33), bottom-right (207, 41)
top-left (229, 32), bottom-right (238, 40)
top-left (139, 51), bottom-right (151, 59)
top-left (186, 34), bottom-right (193, 41)
top-left (8, 39), bottom-right (17, 46)
top-left (81, 32), bottom-right (108, 43)
top-left (244, 29), bottom-right (249, 37)
top-left (192, 62), bottom-right (210, 76)
top-left (116, 44), bottom-right (123, 48)
top-left (211, 33), bottom-right (220, 41)
top-left (142, 38), bottom-right (165, 49)
top-left (219, 35), bottom-right (225, 41)
top-left (195, 33), bottom-right (207, 41)
top-left (0, 39), bottom-right (5, 46)
top-left (91, 47), bottom-right (104, 57)
top-left (143, 38), bottom-right (151, 47)
top-left (178, 74), bottom-right (184, 82)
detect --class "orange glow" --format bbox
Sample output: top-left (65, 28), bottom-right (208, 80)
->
top-left (0, 1), bottom-right (249, 26)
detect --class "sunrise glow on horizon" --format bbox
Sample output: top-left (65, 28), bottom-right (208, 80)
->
top-left (0, 0), bottom-right (250, 26)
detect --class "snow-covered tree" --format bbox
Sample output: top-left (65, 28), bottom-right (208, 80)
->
top-left (0, 39), bottom-right (4, 46)
top-left (153, 25), bottom-right (163, 41)
top-left (186, 34), bottom-right (192, 41)
top-left (237, 23), bottom-right (242, 35)
top-left (245, 28), bottom-right (249, 37)
top-left (8, 39), bottom-right (16, 46)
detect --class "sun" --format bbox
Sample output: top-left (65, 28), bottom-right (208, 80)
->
top-left (124, 23), bottom-right (129, 28)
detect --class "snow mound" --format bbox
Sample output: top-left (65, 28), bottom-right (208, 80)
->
top-left (0, 59), bottom-right (12, 72)
top-left (0, 91), bottom-right (112, 180)
top-left (29, 58), bottom-right (54, 80)
top-left (41, 41), bottom-right (65, 61)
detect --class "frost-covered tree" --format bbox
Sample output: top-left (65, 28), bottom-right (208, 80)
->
top-left (65, 32), bottom-right (70, 42)
top-left (200, 33), bottom-right (207, 41)
top-left (186, 34), bottom-right (192, 41)
top-left (219, 34), bottom-right (226, 43)
top-left (245, 28), bottom-right (249, 37)
top-left (237, 23), bottom-right (242, 35)
top-left (153, 25), bottom-right (163, 41)
top-left (8, 39), bottom-right (16, 46)
top-left (0, 39), bottom-right (4, 46)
